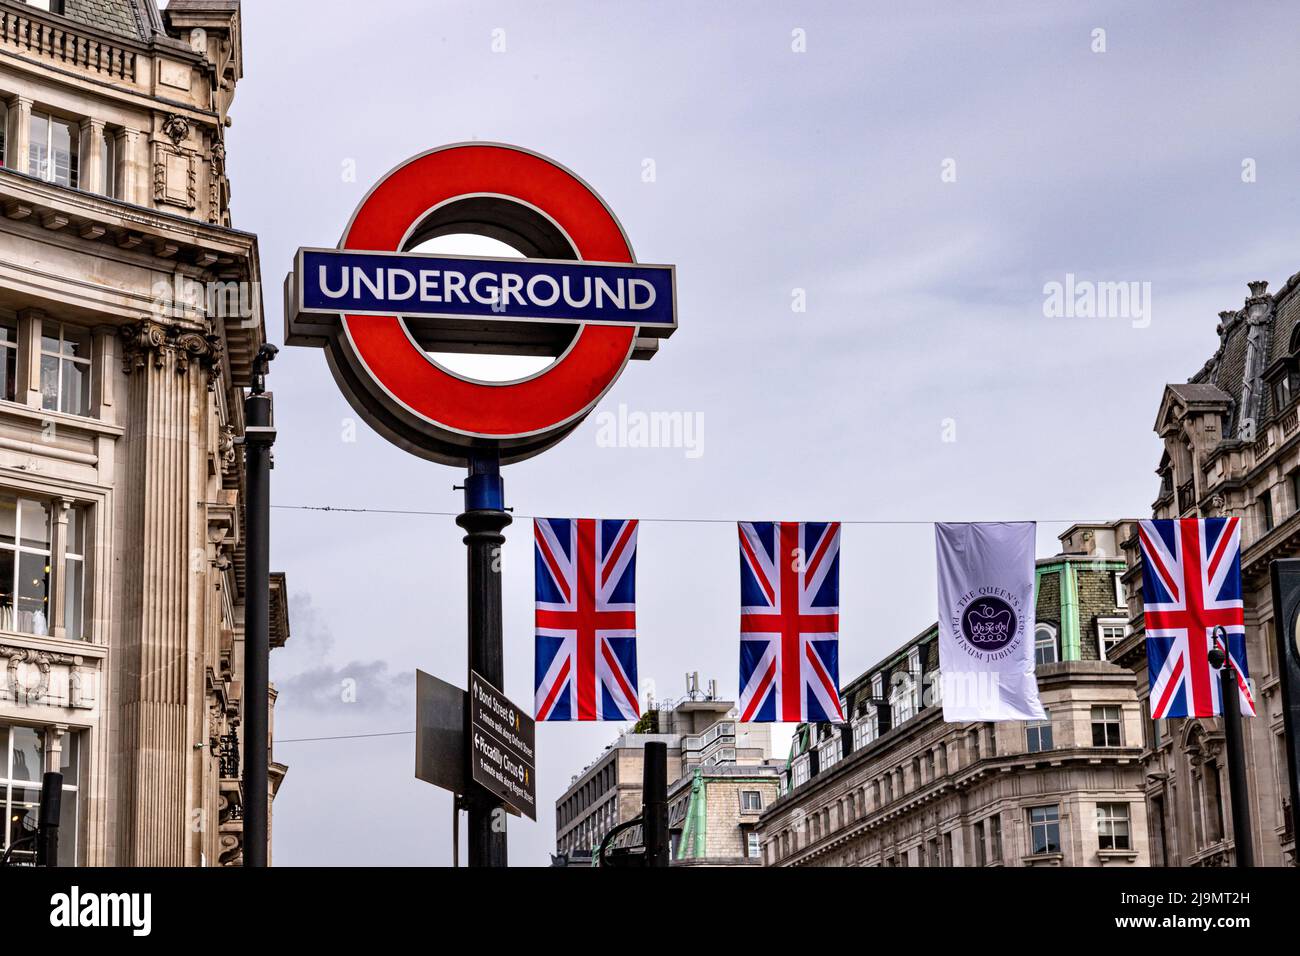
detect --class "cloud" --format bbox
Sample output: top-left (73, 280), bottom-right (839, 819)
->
top-left (274, 593), bottom-right (411, 713)
top-left (277, 660), bottom-right (412, 713)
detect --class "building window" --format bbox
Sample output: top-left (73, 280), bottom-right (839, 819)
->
top-left (1274, 378), bottom-right (1291, 414)
top-left (1026, 714), bottom-right (1054, 753)
top-left (40, 322), bottom-right (92, 416)
top-left (28, 111), bottom-right (78, 188)
top-left (890, 674), bottom-right (915, 724)
top-left (1035, 624), bottom-right (1058, 667)
top-left (973, 819), bottom-right (986, 866)
top-left (1097, 803), bottom-right (1131, 851)
top-left (0, 99), bottom-right (7, 168)
top-left (792, 756), bottom-right (809, 787)
top-left (740, 790), bottom-right (762, 812)
top-left (1091, 705), bottom-right (1123, 747)
top-left (1028, 805), bottom-right (1061, 855)
top-left (0, 316), bottom-right (17, 402)
top-left (0, 724), bottom-right (80, 866)
top-left (818, 735), bottom-right (841, 772)
top-left (852, 708), bottom-right (877, 750)
top-left (1113, 571), bottom-right (1125, 609)
top-left (1261, 489), bottom-right (1275, 534)
top-left (988, 814), bottom-right (1002, 862)
top-left (1292, 470), bottom-right (1300, 518)
top-left (746, 831), bottom-right (761, 859)
top-left (1097, 619), bottom-right (1127, 660)
top-left (23, 1), bottom-right (67, 13)
top-left (0, 494), bottom-right (87, 639)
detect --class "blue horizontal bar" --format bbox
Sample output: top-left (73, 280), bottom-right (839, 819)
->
top-left (297, 248), bottom-right (675, 329)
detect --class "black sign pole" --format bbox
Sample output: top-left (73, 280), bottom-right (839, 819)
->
top-left (243, 344), bottom-right (277, 868)
top-left (642, 742), bottom-right (669, 867)
top-left (1271, 559), bottom-right (1300, 864)
top-left (35, 771), bottom-right (63, 867)
top-left (1210, 626), bottom-right (1254, 867)
top-left (456, 449), bottom-right (511, 867)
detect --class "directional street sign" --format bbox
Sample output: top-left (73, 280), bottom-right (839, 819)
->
top-left (468, 671), bottom-right (537, 821)
top-left (414, 670), bottom-right (465, 795)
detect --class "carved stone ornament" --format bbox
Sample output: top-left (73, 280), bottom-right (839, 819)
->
top-left (162, 113), bottom-right (190, 147)
top-left (5, 647), bottom-right (51, 703)
top-left (120, 320), bottom-right (224, 390)
top-left (217, 423), bottom-right (236, 472)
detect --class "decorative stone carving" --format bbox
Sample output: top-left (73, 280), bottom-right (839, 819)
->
top-left (217, 423), bottom-right (236, 473)
top-left (120, 320), bottom-right (224, 390)
top-left (153, 143), bottom-right (197, 210)
top-left (5, 647), bottom-right (52, 703)
top-left (162, 114), bottom-right (190, 147)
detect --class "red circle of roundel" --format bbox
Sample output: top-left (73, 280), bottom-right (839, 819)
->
top-left (338, 144), bottom-right (636, 438)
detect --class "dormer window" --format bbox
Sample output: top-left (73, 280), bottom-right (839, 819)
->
top-left (22, 1), bottom-right (66, 14)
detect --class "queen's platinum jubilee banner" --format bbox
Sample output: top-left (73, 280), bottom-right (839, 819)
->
top-left (935, 522), bottom-right (1046, 721)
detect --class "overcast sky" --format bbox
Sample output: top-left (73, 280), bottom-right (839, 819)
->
top-left (221, 1), bottom-right (1300, 865)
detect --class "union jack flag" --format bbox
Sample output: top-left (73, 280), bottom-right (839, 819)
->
top-left (1137, 516), bottom-right (1255, 719)
top-left (738, 521), bottom-right (844, 723)
top-left (534, 518), bottom-right (640, 721)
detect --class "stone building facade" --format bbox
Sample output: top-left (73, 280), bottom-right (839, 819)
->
top-left (0, 0), bottom-right (289, 866)
top-left (668, 762), bottom-right (782, 865)
top-left (758, 532), bottom-right (1149, 867)
top-left (1112, 276), bottom-right (1300, 867)
top-left (554, 683), bottom-right (778, 863)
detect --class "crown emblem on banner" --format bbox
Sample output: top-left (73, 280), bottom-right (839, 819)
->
top-left (965, 605), bottom-right (1013, 643)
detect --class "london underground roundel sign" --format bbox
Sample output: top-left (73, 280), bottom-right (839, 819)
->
top-left (285, 143), bottom-right (677, 466)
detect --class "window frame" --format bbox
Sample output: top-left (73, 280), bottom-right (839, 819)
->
top-left (1097, 802), bottom-right (1131, 851)
top-left (1027, 804), bottom-right (1062, 856)
top-left (739, 789), bottom-right (763, 813)
top-left (39, 321), bottom-right (93, 417)
top-left (746, 830), bottom-right (761, 859)
top-left (1035, 623), bottom-right (1059, 667)
top-left (1096, 617), bottom-right (1128, 661)
top-left (0, 724), bottom-right (80, 865)
top-left (1091, 704), bottom-right (1123, 747)
top-left (0, 492), bottom-right (90, 642)
top-left (27, 108), bottom-right (78, 189)
top-left (0, 313), bottom-right (17, 403)
top-left (1026, 713), bottom-right (1054, 753)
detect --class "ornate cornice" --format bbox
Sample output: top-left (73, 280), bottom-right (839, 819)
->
top-left (120, 319), bottom-right (223, 390)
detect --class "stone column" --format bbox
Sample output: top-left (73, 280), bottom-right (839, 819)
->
top-left (16, 308), bottom-right (44, 410)
top-left (78, 118), bottom-right (105, 196)
top-left (9, 96), bottom-right (32, 175)
top-left (119, 128), bottom-right (142, 206)
top-left (50, 498), bottom-right (71, 640)
top-left (115, 319), bottom-right (222, 866)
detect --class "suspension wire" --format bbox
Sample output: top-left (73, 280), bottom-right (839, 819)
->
top-left (271, 504), bottom-right (1110, 526)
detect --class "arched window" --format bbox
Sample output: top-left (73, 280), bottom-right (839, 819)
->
top-left (1035, 623), bottom-right (1059, 666)
top-left (1289, 324), bottom-right (1300, 355)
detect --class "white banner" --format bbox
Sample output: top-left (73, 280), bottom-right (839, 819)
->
top-left (935, 522), bottom-right (1046, 721)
